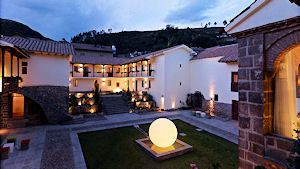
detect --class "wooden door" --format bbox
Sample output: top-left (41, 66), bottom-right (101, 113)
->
top-left (232, 100), bottom-right (239, 120)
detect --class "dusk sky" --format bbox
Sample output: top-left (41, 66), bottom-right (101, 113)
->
top-left (0, 0), bottom-right (253, 41)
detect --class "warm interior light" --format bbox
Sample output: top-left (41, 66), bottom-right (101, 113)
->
top-left (149, 118), bottom-right (177, 148)
top-left (90, 109), bottom-right (95, 113)
top-left (78, 101), bottom-right (81, 106)
top-left (87, 93), bottom-right (94, 98)
top-left (113, 88), bottom-right (122, 93)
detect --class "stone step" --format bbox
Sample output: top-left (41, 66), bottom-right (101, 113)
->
top-left (102, 96), bottom-right (130, 115)
top-left (6, 119), bottom-right (28, 129)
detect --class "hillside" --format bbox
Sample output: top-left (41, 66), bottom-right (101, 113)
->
top-left (0, 18), bottom-right (48, 40)
top-left (71, 26), bottom-right (236, 55)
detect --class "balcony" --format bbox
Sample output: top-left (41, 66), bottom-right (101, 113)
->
top-left (71, 69), bottom-right (154, 78)
top-left (1, 77), bottom-right (21, 93)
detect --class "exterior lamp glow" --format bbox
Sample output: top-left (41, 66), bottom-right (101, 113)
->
top-left (149, 118), bottom-right (177, 148)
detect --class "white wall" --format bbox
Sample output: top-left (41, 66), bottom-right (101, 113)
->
top-left (20, 54), bottom-right (70, 87)
top-left (70, 78), bottom-right (128, 92)
top-left (148, 48), bottom-right (193, 109)
top-left (190, 56), bottom-right (238, 104)
top-left (227, 0), bottom-right (300, 34)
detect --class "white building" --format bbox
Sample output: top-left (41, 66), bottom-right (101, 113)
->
top-left (70, 43), bottom-right (239, 116)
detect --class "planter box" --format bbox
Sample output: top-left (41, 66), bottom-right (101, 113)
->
top-left (0, 147), bottom-right (10, 160)
top-left (20, 139), bottom-right (30, 150)
top-left (20, 143), bottom-right (29, 150)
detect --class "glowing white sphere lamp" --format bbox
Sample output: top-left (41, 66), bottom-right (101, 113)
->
top-left (149, 118), bottom-right (177, 148)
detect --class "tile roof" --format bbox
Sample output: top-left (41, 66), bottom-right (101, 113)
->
top-left (71, 55), bottom-right (129, 65)
top-left (72, 43), bottom-right (113, 52)
top-left (0, 40), bottom-right (30, 58)
top-left (0, 36), bottom-right (74, 55)
top-left (122, 44), bottom-right (196, 64)
top-left (191, 44), bottom-right (238, 63)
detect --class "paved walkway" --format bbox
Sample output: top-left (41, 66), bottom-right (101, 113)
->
top-left (0, 110), bottom-right (238, 169)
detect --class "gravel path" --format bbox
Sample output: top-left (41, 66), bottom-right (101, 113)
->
top-left (40, 129), bottom-right (75, 169)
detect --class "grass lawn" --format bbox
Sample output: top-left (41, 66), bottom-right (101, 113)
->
top-left (78, 120), bottom-right (238, 169)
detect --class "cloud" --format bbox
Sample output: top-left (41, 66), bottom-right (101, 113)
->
top-left (165, 0), bottom-right (216, 23)
top-left (165, 0), bottom-right (253, 26)
top-left (0, 0), bottom-right (253, 40)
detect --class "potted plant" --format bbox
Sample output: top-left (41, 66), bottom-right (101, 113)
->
top-left (7, 136), bottom-right (16, 146)
top-left (20, 139), bottom-right (30, 150)
top-left (1, 147), bottom-right (10, 160)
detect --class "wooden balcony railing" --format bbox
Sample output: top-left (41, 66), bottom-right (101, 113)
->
top-left (2, 77), bottom-right (21, 93)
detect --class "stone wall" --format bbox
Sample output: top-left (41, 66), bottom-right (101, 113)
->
top-left (0, 93), bottom-right (10, 128)
top-left (202, 99), bottom-right (232, 120)
top-left (19, 86), bottom-right (71, 124)
top-left (234, 17), bottom-right (300, 168)
top-left (237, 34), bottom-right (265, 168)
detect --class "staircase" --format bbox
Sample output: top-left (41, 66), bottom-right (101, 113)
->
top-left (18, 87), bottom-right (72, 124)
top-left (101, 95), bottom-right (130, 115)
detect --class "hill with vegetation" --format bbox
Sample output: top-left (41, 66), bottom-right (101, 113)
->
top-left (0, 18), bottom-right (48, 40)
top-left (71, 25), bottom-right (236, 55)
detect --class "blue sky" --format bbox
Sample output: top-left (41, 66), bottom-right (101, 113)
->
top-left (0, 0), bottom-right (253, 41)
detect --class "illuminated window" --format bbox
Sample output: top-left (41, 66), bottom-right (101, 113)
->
top-left (12, 93), bottom-right (24, 118)
top-left (108, 80), bottom-right (111, 86)
top-left (116, 82), bottom-right (120, 87)
top-left (74, 80), bottom-right (78, 87)
top-left (22, 62), bottom-right (27, 74)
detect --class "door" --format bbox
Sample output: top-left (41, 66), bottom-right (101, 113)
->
top-left (12, 93), bottom-right (24, 118)
top-left (232, 100), bottom-right (239, 120)
top-left (83, 67), bottom-right (89, 77)
top-left (148, 64), bottom-right (152, 76)
top-left (135, 80), bottom-right (138, 91)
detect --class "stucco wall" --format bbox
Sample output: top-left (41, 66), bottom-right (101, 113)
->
top-left (228, 0), bottom-right (299, 34)
top-left (148, 48), bottom-right (193, 109)
top-left (190, 56), bottom-right (238, 104)
top-left (20, 54), bottom-right (70, 87)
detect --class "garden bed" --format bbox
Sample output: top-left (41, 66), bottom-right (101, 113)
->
top-left (78, 120), bottom-right (238, 169)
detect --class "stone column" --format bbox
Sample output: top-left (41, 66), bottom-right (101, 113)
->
top-left (238, 34), bottom-right (265, 168)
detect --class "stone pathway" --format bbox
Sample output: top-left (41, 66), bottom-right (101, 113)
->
top-left (0, 110), bottom-right (238, 169)
top-left (40, 129), bottom-right (75, 169)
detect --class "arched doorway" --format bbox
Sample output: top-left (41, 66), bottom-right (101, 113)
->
top-left (271, 44), bottom-right (300, 139)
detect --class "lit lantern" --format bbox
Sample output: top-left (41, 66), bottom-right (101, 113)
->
top-left (90, 109), bottom-right (95, 113)
top-left (78, 101), bottom-right (82, 106)
top-left (149, 118), bottom-right (177, 148)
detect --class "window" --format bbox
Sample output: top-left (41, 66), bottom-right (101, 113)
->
top-left (149, 80), bottom-right (151, 88)
top-left (180, 82), bottom-right (182, 86)
top-left (74, 66), bottom-right (79, 72)
top-left (142, 65), bottom-right (144, 71)
top-left (22, 62), bottom-right (27, 74)
top-left (180, 64), bottom-right (182, 68)
top-left (74, 80), bottom-right (78, 87)
top-left (214, 94), bottom-right (218, 101)
top-left (142, 80), bottom-right (144, 87)
top-left (108, 80), bottom-right (111, 86)
top-left (116, 82), bottom-right (120, 87)
top-left (231, 72), bottom-right (238, 92)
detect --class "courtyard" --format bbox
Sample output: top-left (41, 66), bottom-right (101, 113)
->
top-left (0, 110), bottom-right (238, 169)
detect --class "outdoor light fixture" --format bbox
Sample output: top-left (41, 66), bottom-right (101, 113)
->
top-left (149, 118), bottom-right (177, 148)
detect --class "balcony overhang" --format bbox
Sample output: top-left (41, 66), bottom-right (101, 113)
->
top-left (71, 76), bottom-right (155, 79)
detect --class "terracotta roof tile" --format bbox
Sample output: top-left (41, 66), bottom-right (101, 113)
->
top-left (191, 44), bottom-right (238, 62)
top-left (72, 43), bottom-right (113, 52)
top-left (122, 44), bottom-right (196, 64)
top-left (71, 55), bottom-right (129, 65)
top-left (0, 36), bottom-right (75, 55)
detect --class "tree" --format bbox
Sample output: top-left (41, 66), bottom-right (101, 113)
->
top-left (223, 20), bottom-right (228, 25)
